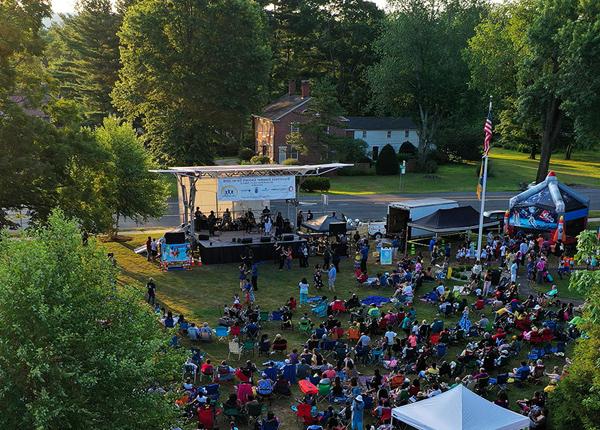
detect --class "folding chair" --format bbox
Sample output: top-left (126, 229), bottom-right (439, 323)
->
top-left (259, 311), bottom-right (270, 324)
top-left (203, 383), bottom-right (221, 402)
top-left (436, 343), bottom-right (447, 359)
top-left (242, 340), bottom-right (256, 356)
top-left (228, 340), bottom-right (243, 360)
top-left (317, 382), bottom-right (332, 403)
top-left (319, 340), bottom-right (338, 357)
top-left (271, 310), bottom-right (284, 323)
top-left (370, 347), bottom-right (384, 365)
top-left (298, 319), bottom-right (312, 335)
top-left (215, 326), bottom-right (229, 342)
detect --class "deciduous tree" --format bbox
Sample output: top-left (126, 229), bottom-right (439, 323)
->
top-left (0, 210), bottom-right (184, 428)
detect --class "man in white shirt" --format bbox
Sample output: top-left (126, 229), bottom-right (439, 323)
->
top-left (384, 327), bottom-right (397, 351)
top-left (435, 282), bottom-right (445, 297)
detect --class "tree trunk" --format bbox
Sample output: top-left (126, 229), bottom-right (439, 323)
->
top-left (529, 144), bottom-right (536, 160)
top-left (565, 142), bottom-right (573, 160)
top-left (536, 96), bottom-right (562, 183)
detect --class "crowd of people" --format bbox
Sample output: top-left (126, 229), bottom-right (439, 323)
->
top-left (144, 227), bottom-right (582, 430)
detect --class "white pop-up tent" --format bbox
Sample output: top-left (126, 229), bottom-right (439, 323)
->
top-left (391, 385), bottom-right (530, 430)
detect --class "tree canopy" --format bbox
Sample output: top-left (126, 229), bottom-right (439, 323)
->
top-left (0, 210), bottom-right (184, 428)
top-left (113, 0), bottom-right (271, 164)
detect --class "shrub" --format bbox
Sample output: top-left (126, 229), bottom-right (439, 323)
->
top-left (249, 155), bottom-right (270, 164)
top-left (300, 177), bottom-right (330, 192)
top-left (238, 147), bottom-right (254, 161)
top-left (283, 158), bottom-right (300, 165)
top-left (417, 158), bottom-right (438, 174)
top-left (375, 144), bottom-right (399, 175)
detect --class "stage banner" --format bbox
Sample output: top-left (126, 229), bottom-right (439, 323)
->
top-left (380, 247), bottom-right (393, 265)
top-left (161, 243), bottom-right (191, 264)
top-left (217, 176), bottom-right (296, 201)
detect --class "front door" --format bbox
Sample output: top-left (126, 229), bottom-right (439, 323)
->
top-left (278, 146), bottom-right (287, 163)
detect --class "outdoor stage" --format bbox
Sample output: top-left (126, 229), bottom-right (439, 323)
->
top-left (196, 231), bottom-right (306, 264)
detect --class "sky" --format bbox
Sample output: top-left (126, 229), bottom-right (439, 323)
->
top-left (51, 0), bottom-right (389, 14)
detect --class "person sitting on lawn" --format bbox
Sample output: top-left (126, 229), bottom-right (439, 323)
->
top-left (257, 373), bottom-right (274, 399)
top-left (273, 374), bottom-right (291, 396)
top-left (260, 412), bottom-right (280, 430)
top-left (199, 322), bottom-right (213, 341)
top-left (345, 293), bottom-right (360, 309)
top-left (272, 333), bottom-right (287, 353)
top-left (510, 360), bottom-right (531, 381)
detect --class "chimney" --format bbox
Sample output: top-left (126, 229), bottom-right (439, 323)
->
top-left (301, 80), bottom-right (310, 98)
top-left (288, 79), bottom-right (296, 96)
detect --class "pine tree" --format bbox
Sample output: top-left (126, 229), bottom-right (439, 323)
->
top-left (48, 0), bottom-right (121, 124)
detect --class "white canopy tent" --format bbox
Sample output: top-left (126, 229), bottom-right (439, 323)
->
top-left (391, 385), bottom-right (530, 430)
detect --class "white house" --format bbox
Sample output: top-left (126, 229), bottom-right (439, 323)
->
top-left (345, 117), bottom-right (419, 160)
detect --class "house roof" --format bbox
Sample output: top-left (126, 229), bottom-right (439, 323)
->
top-left (257, 94), bottom-right (312, 121)
top-left (345, 116), bottom-right (416, 131)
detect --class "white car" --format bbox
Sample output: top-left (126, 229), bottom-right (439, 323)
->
top-left (360, 221), bottom-right (386, 239)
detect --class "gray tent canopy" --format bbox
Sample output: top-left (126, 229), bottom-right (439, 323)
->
top-left (408, 206), bottom-right (498, 234)
top-left (302, 214), bottom-right (352, 233)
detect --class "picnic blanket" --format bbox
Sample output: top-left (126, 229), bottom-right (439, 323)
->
top-left (360, 296), bottom-right (391, 306)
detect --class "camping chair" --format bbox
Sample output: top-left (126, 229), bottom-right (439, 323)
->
top-left (551, 341), bottom-right (565, 354)
top-left (319, 340), bottom-right (338, 357)
top-left (489, 373), bottom-right (509, 392)
top-left (294, 402), bottom-right (317, 427)
top-left (223, 406), bottom-right (242, 423)
top-left (272, 340), bottom-right (288, 355)
top-left (436, 343), bottom-right (447, 359)
top-left (370, 347), bottom-right (384, 365)
top-left (215, 326), bottom-right (229, 342)
top-left (312, 302), bottom-right (327, 318)
top-left (183, 362), bottom-right (198, 384)
top-left (236, 382), bottom-right (254, 404)
top-left (247, 401), bottom-right (266, 426)
top-left (298, 380), bottom-right (319, 396)
top-left (259, 311), bottom-right (270, 324)
top-left (298, 319), bottom-right (313, 335)
top-left (317, 382), bottom-right (332, 403)
top-left (228, 340), bottom-right (243, 360)
top-left (347, 326), bottom-right (360, 342)
top-left (271, 310), bottom-right (284, 322)
top-left (242, 340), bottom-right (256, 356)
top-left (283, 363), bottom-right (297, 384)
top-left (203, 383), bottom-right (221, 402)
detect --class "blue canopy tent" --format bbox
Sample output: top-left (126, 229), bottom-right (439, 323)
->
top-left (508, 171), bottom-right (589, 236)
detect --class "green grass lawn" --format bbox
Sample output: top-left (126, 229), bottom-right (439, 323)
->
top-left (103, 233), bottom-right (575, 427)
top-left (327, 148), bottom-right (600, 195)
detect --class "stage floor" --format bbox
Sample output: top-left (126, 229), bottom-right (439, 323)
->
top-left (196, 231), bottom-right (305, 264)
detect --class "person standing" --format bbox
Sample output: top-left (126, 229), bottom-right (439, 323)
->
top-left (510, 260), bottom-right (518, 284)
top-left (299, 277), bottom-right (309, 305)
top-left (306, 210), bottom-right (314, 221)
top-left (285, 246), bottom-right (293, 270)
top-left (359, 242), bottom-right (369, 273)
top-left (313, 264), bottom-right (324, 290)
top-left (150, 238), bottom-right (158, 262)
top-left (323, 246), bottom-right (331, 269)
top-left (145, 236), bottom-right (152, 261)
top-left (328, 264), bottom-right (337, 292)
top-left (351, 395), bottom-right (365, 430)
top-left (296, 210), bottom-right (304, 231)
top-left (332, 249), bottom-right (341, 273)
top-left (207, 210), bottom-right (216, 236)
top-left (146, 278), bottom-right (156, 305)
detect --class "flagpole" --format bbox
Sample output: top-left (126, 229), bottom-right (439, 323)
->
top-left (476, 96), bottom-right (492, 260)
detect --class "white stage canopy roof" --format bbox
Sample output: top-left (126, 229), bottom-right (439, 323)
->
top-left (392, 385), bottom-right (530, 430)
top-left (150, 163), bottom-right (353, 178)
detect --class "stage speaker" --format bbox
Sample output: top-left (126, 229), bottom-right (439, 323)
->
top-left (197, 234), bottom-right (210, 241)
top-left (241, 237), bottom-right (253, 244)
top-left (260, 236), bottom-right (271, 243)
top-left (283, 234), bottom-right (295, 241)
top-left (164, 232), bottom-right (186, 244)
top-left (329, 222), bottom-right (347, 235)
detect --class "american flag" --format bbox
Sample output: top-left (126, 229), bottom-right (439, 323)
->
top-left (483, 103), bottom-right (493, 156)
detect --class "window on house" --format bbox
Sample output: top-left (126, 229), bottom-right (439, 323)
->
top-left (290, 147), bottom-right (299, 160)
top-left (405, 129), bottom-right (410, 138)
top-left (387, 130), bottom-right (392, 139)
top-left (362, 130), bottom-right (367, 138)
top-left (290, 122), bottom-right (300, 134)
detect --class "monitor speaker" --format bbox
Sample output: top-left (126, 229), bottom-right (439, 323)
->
top-left (329, 222), bottom-right (347, 235)
top-left (241, 237), bottom-right (253, 244)
top-left (164, 232), bottom-right (186, 244)
top-left (197, 234), bottom-right (210, 241)
top-left (260, 236), bottom-right (271, 243)
top-left (283, 234), bottom-right (295, 241)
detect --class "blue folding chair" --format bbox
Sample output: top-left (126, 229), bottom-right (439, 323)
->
top-left (319, 340), bottom-right (337, 357)
top-left (552, 341), bottom-right (566, 353)
top-left (203, 383), bottom-right (220, 402)
top-left (214, 326), bottom-right (229, 342)
top-left (282, 363), bottom-right (297, 384)
top-left (271, 310), bottom-right (284, 322)
top-left (436, 343), bottom-right (447, 358)
top-left (370, 347), bottom-right (384, 364)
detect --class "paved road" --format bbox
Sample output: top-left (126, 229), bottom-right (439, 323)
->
top-left (120, 187), bottom-right (600, 229)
